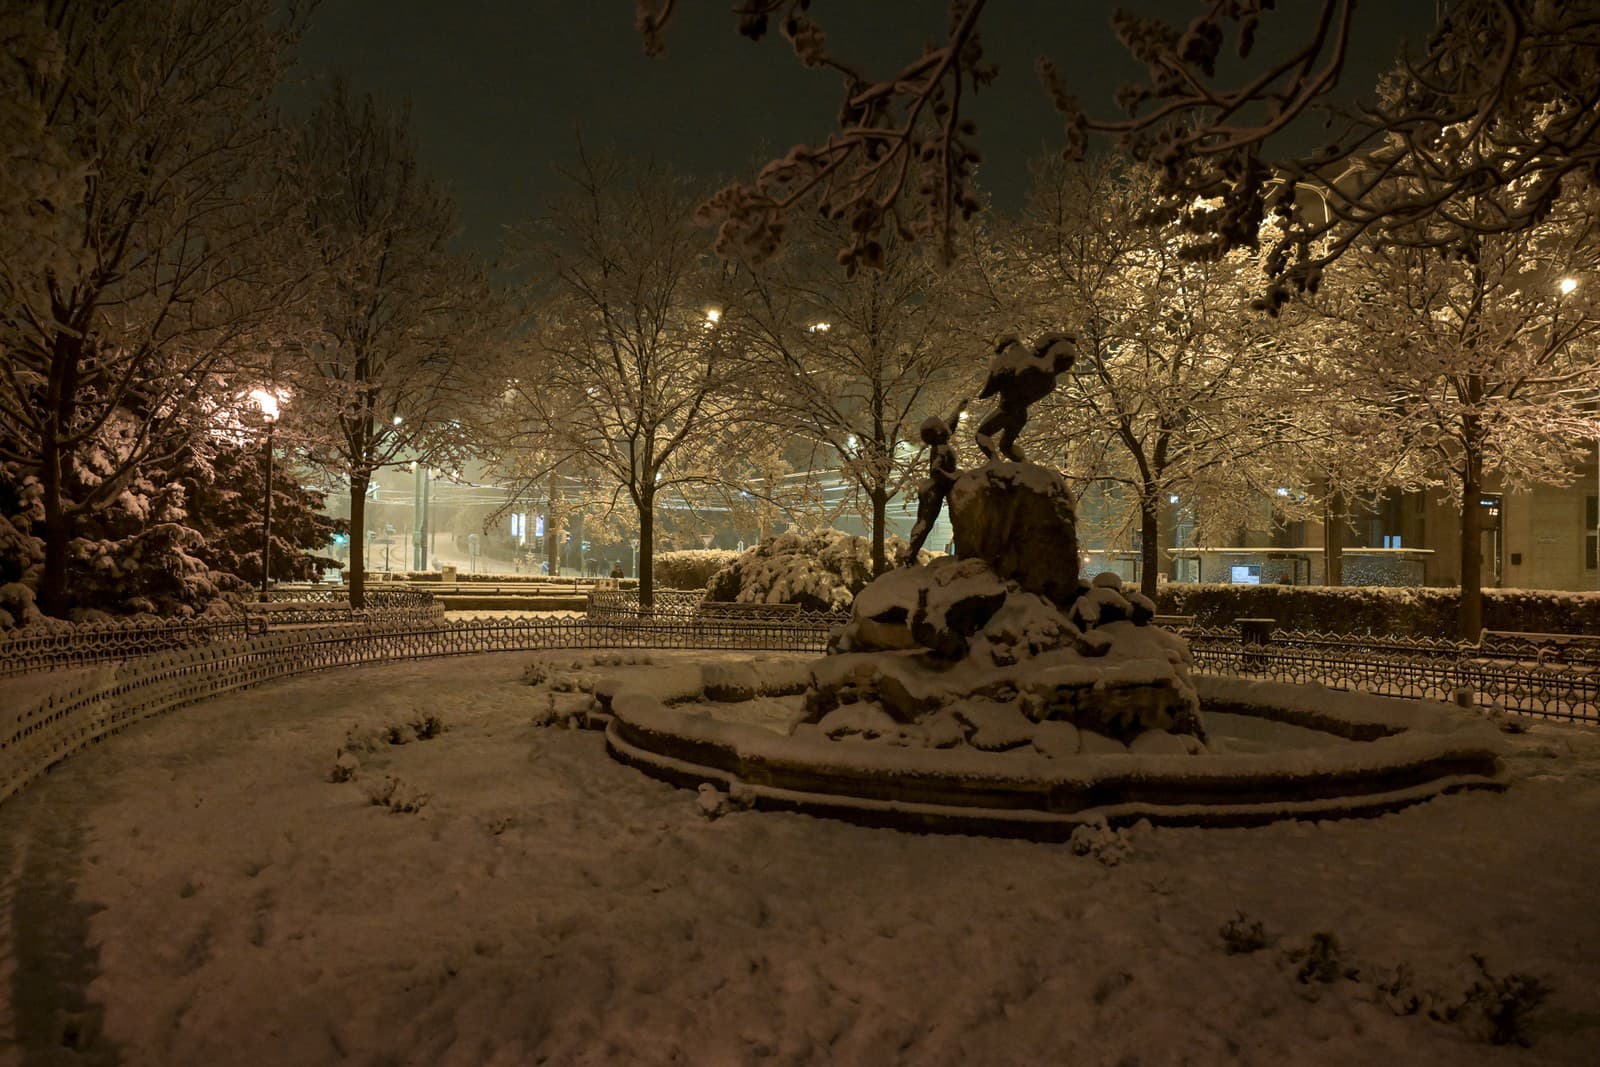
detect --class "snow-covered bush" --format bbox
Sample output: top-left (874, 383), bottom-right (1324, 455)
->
top-left (1441, 955), bottom-right (1551, 1047)
top-left (1219, 913), bottom-right (1271, 955)
top-left (364, 775), bottom-right (429, 813)
top-left (653, 549), bottom-right (739, 591)
top-left (1155, 583), bottom-right (1600, 637)
top-left (705, 529), bottom-right (911, 611)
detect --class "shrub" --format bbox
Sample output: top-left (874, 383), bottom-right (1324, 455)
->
top-left (364, 775), bottom-right (428, 813)
top-left (1154, 583), bottom-right (1600, 637)
top-left (653, 550), bottom-right (740, 591)
top-left (1284, 932), bottom-right (1358, 986)
top-left (1219, 913), bottom-right (1270, 955)
top-left (706, 529), bottom-right (906, 611)
top-left (1434, 955), bottom-right (1551, 1047)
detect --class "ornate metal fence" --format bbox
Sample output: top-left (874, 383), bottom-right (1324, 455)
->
top-left (6, 610), bottom-right (1596, 809)
top-left (246, 589), bottom-right (442, 626)
top-left (1183, 626), bottom-right (1598, 723)
top-left (586, 588), bottom-right (849, 626)
top-left (585, 589), bottom-right (707, 617)
top-left (264, 588), bottom-right (438, 610)
top-left (0, 616), bottom-right (266, 678)
top-left (1, 613), bottom-right (839, 805)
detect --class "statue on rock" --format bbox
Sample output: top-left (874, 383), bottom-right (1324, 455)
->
top-left (949, 331), bottom-right (1082, 608)
top-left (974, 333), bottom-right (1077, 461)
top-left (899, 401), bottom-right (966, 566)
top-left (816, 327), bottom-right (1205, 757)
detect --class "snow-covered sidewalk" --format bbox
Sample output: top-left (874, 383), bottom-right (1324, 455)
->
top-left (1, 650), bottom-right (1596, 1065)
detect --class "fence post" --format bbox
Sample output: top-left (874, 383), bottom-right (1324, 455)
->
top-left (1237, 617), bottom-right (1275, 672)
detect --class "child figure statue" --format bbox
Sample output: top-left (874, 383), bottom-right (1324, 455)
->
top-left (899, 401), bottom-right (967, 566)
top-left (974, 333), bottom-right (1077, 461)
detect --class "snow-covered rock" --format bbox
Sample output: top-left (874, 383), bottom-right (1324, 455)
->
top-left (948, 459), bottom-right (1079, 608)
top-left (907, 556), bottom-right (1009, 659)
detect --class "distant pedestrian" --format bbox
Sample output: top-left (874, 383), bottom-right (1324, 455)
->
top-left (610, 563), bottom-right (624, 579)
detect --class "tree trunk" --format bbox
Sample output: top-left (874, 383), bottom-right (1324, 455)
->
top-left (37, 439), bottom-right (71, 618)
top-left (870, 487), bottom-right (889, 574)
top-left (1459, 466), bottom-right (1484, 641)
top-left (37, 335), bottom-right (80, 619)
top-left (569, 510), bottom-right (586, 574)
top-left (545, 470), bottom-right (561, 576)
top-left (1139, 485), bottom-right (1160, 599)
top-left (638, 488), bottom-right (656, 608)
top-left (1323, 489), bottom-right (1345, 587)
top-left (348, 472), bottom-right (370, 609)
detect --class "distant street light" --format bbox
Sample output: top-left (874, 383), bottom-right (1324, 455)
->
top-left (1559, 276), bottom-right (1579, 296)
top-left (704, 307), bottom-right (721, 324)
top-left (249, 389), bottom-right (286, 601)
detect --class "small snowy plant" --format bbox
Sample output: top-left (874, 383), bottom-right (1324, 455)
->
top-left (694, 782), bottom-right (755, 820)
top-left (327, 715), bottom-right (446, 781)
top-left (1067, 816), bottom-right (1148, 866)
top-left (1218, 912), bottom-right (1271, 955)
top-left (364, 775), bottom-right (429, 814)
top-left (1433, 955), bottom-right (1551, 1048)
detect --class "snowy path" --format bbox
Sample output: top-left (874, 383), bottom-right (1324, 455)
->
top-left (0, 650), bottom-right (1597, 1065)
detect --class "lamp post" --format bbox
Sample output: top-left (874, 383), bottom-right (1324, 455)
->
top-left (249, 389), bottom-right (283, 601)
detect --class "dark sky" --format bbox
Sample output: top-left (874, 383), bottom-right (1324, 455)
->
top-left (292, 2), bottom-right (1440, 259)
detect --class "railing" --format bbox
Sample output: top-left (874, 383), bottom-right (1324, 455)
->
top-left (264, 588), bottom-right (438, 610)
top-left (6, 610), bottom-right (1596, 810)
top-left (586, 588), bottom-right (851, 626)
top-left (247, 589), bottom-right (442, 626)
top-left (586, 588), bottom-right (707, 617)
top-left (1183, 624), bottom-right (1597, 723)
top-left (0, 615), bottom-right (266, 678)
top-left (1, 613), bottom-right (840, 805)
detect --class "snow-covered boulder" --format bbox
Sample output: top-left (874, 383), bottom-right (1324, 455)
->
top-left (948, 459), bottom-right (1079, 608)
top-left (1069, 571), bottom-right (1156, 629)
top-left (837, 565), bottom-right (927, 652)
top-left (907, 557), bottom-right (1009, 659)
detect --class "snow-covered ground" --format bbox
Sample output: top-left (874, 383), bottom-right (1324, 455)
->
top-left (1, 650), bottom-right (1597, 1065)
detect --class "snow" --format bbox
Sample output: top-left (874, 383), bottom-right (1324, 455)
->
top-left (0, 650), bottom-right (1597, 1064)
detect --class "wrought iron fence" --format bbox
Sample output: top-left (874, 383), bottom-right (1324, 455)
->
top-left (1, 612), bottom-right (837, 805)
top-left (586, 589), bottom-right (706, 617)
top-left (265, 588), bottom-right (438, 610)
top-left (586, 588), bottom-right (850, 626)
top-left (1183, 625), bottom-right (1597, 723)
top-left (6, 610), bottom-right (1597, 810)
top-left (0, 615), bottom-right (266, 678)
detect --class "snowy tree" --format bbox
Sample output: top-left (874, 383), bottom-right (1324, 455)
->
top-left (989, 158), bottom-right (1318, 597)
top-left (177, 431), bottom-right (344, 591)
top-left (0, 0), bottom-right (308, 618)
top-left (497, 154), bottom-right (750, 605)
top-left (284, 81), bottom-right (500, 607)
top-left (640, 1), bottom-right (1600, 301)
top-left (731, 218), bottom-right (980, 574)
top-left (1310, 184), bottom-right (1600, 637)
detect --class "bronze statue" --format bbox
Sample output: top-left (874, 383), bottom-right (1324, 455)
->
top-left (899, 401), bottom-right (966, 566)
top-left (974, 333), bottom-right (1077, 461)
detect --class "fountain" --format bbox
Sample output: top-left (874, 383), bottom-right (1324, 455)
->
top-left (600, 335), bottom-right (1506, 835)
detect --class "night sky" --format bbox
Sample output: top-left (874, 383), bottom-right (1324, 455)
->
top-left (292, 2), bottom-right (1440, 259)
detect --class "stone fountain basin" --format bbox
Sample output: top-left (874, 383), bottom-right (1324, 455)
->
top-left (603, 669), bottom-right (1507, 837)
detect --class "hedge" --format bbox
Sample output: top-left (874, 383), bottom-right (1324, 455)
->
top-left (653, 550), bottom-right (741, 592)
top-left (1154, 583), bottom-right (1600, 637)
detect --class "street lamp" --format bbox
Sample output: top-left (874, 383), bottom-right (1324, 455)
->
top-left (248, 388), bottom-right (284, 601)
